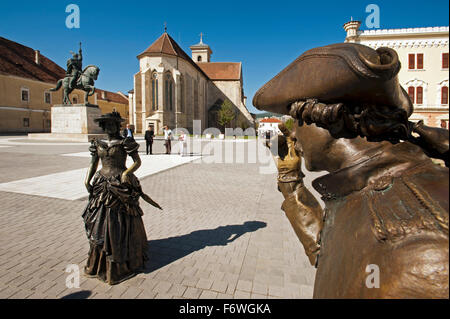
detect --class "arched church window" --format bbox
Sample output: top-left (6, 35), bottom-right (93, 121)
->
top-left (180, 76), bottom-right (184, 113)
top-left (193, 79), bottom-right (199, 118)
top-left (197, 56), bottom-right (202, 62)
top-left (151, 73), bottom-right (158, 110)
top-left (165, 73), bottom-right (174, 111)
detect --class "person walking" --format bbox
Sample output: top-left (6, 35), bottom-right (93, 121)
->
top-left (144, 124), bottom-right (154, 155)
top-left (163, 126), bottom-right (172, 154)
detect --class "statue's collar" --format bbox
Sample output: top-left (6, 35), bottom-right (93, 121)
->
top-left (97, 138), bottom-right (123, 149)
top-left (312, 142), bottom-right (432, 200)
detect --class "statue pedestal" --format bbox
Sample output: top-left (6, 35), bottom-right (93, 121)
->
top-left (28, 104), bottom-right (106, 142)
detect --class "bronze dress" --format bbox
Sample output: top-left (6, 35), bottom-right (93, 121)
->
top-left (82, 137), bottom-right (148, 285)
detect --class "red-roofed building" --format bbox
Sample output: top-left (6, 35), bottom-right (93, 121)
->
top-left (0, 36), bottom-right (129, 133)
top-left (129, 32), bottom-right (254, 134)
top-left (258, 117), bottom-right (282, 135)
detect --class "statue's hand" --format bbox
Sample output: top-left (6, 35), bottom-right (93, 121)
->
top-left (121, 172), bottom-right (130, 184)
top-left (85, 183), bottom-right (93, 195)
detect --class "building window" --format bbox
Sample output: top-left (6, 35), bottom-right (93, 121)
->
top-left (152, 72), bottom-right (158, 110)
top-left (408, 86), bottom-right (415, 103)
top-left (417, 54), bottom-right (424, 70)
top-left (44, 92), bottom-right (51, 104)
top-left (416, 86), bottom-right (423, 104)
top-left (408, 54), bottom-right (424, 70)
top-left (170, 81), bottom-right (173, 111)
top-left (197, 56), bottom-right (202, 62)
top-left (164, 73), bottom-right (173, 111)
top-left (21, 88), bottom-right (29, 102)
top-left (193, 79), bottom-right (199, 118)
top-left (180, 76), bottom-right (184, 113)
top-left (408, 54), bottom-right (415, 69)
top-left (23, 118), bottom-right (30, 127)
top-left (440, 120), bottom-right (448, 129)
top-left (442, 86), bottom-right (449, 105)
top-left (72, 94), bottom-right (78, 104)
top-left (443, 53), bottom-right (449, 69)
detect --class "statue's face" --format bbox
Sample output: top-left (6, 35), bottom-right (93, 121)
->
top-left (294, 122), bottom-right (335, 172)
top-left (104, 121), bottom-right (119, 135)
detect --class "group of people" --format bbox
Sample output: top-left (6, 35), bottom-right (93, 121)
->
top-left (122, 123), bottom-right (188, 156)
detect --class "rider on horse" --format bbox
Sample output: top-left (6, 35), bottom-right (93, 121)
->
top-left (67, 43), bottom-right (83, 91)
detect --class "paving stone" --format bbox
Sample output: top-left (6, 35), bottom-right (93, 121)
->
top-left (234, 290), bottom-right (251, 299)
top-left (121, 286), bottom-right (144, 299)
top-left (211, 280), bottom-right (228, 293)
top-left (183, 287), bottom-right (202, 299)
top-left (199, 290), bottom-right (218, 299)
top-left (236, 279), bottom-right (253, 292)
top-left (154, 281), bottom-right (173, 294)
top-left (196, 278), bottom-right (214, 290)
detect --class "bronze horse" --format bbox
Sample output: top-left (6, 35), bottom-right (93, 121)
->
top-left (50, 65), bottom-right (100, 105)
top-left (254, 43), bottom-right (449, 298)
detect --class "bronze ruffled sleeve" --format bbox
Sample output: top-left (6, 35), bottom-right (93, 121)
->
top-left (122, 137), bottom-right (140, 155)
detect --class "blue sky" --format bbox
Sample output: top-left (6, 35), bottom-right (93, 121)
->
top-left (1, 0), bottom-right (448, 113)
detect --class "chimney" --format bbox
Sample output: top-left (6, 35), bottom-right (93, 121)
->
top-left (34, 50), bottom-right (40, 65)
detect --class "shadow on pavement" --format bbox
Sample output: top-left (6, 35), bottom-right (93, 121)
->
top-left (60, 290), bottom-right (92, 299)
top-left (143, 220), bottom-right (267, 273)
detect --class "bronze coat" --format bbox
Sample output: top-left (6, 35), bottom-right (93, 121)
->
top-left (311, 142), bottom-right (448, 298)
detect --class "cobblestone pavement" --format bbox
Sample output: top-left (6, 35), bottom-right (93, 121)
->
top-left (0, 136), bottom-right (324, 299)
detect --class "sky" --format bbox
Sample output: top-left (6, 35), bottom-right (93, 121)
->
top-left (0, 0), bottom-right (448, 114)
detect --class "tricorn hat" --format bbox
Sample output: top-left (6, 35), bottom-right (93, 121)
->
top-left (93, 111), bottom-right (126, 123)
top-left (253, 43), bottom-right (413, 117)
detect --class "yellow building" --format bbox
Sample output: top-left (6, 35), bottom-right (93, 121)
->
top-left (0, 36), bottom-right (129, 133)
top-left (343, 22), bottom-right (449, 128)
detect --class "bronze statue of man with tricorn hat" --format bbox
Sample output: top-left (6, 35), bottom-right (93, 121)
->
top-left (254, 43), bottom-right (449, 298)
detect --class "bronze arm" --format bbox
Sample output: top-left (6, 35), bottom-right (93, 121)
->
top-left (84, 152), bottom-right (99, 195)
top-left (409, 120), bottom-right (449, 167)
top-left (268, 124), bottom-right (324, 267)
top-left (121, 151), bottom-right (141, 184)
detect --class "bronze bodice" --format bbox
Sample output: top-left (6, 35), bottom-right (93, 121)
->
top-left (96, 139), bottom-right (127, 177)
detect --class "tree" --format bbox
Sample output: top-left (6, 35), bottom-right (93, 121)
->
top-left (284, 118), bottom-right (294, 131)
top-left (217, 100), bottom-right (235, 128)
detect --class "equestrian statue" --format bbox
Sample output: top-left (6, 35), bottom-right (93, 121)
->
top-left (50, 42), bottom-right (100, 105)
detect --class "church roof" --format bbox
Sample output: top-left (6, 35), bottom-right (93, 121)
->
top-left (0, 36), bottom-right (66, 83)
top-left (196, 62), bottom-right (242, 81)
top-left (138, 32), bottom-right (209, 78)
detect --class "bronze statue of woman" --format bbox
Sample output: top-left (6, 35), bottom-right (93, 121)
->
top-left (82, 112), bottom-right (162, 285)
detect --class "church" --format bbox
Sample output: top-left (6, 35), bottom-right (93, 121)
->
top-left (128, 31), bottom-right (254, 134)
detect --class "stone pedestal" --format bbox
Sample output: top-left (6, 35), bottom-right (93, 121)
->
top-left (28, 104), bottom-right (106, 142)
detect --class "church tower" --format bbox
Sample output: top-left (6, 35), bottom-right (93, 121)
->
top-left (190, 33), bottom-right (212, 62)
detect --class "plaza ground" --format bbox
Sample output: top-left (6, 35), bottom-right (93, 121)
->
top-left (0, 136), bottom-right (324, 299)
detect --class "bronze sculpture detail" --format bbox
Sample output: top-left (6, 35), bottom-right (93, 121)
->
top-left (83, 112), bottom-right (161, 285)
top-left (255, 43), bottom-right (449, 298)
